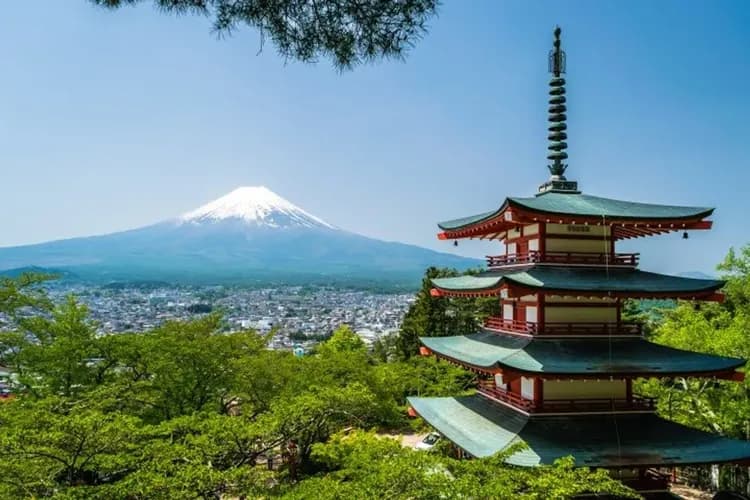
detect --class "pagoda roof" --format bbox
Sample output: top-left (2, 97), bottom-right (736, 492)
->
top-left (420, 331), bottom-right (744, 377)
top-left (439, 192), bottom-right (713, 231)
top-left (437, 192), bottom-right (714, 240)
top-left (407, 395), bottom-right (750, 467)
top-left (430, 266), bottom-right (724, 299)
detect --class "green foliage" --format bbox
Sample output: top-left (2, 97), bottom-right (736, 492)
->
top-left (284, 430), bottom-right (637, 499)
top-left (90, 0), bottom-right (439, 70)
top-left (317, 324), bottom-right (366, 355)
top-left (635, 244), bottom-right (750, 493)
top-left (0, 272), bottom-right (53, 324)
top-left (718, 245), bottom-right (750, 312)
top-left (395, 267), bottom-right (500, 359)
top-left (0, 273), bottom-right (636, 498)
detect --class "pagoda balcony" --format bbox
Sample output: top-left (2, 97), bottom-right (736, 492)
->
top-left (485, 251), bottom-right (640, 268)
top-left (483, 317), bottom-right (642, 337)
top-left (477, 383), bottom-right (656, 414)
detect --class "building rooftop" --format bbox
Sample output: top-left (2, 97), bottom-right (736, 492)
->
top-left (438, 193), bottom-right (714, 232)
top-left (420, 331), bottom-right (744, 376)
top-left (408, 395), bottom-right (750, 467)
top-left (430, 266), bottom-right (724, 298)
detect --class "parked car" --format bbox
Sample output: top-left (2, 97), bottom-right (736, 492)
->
top-left (415, 432), bottom-right (441, 450)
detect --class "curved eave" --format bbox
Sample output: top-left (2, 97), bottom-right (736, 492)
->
top-left (408, 395), bottom-right (750, 467)
top-left (431, 269), bottom-right (725, 301)
top-left (436, 195), bottom-right (715, 241)
top-left (419, 333), bottom-right (746, 378)
top-left (506, 196), bottom-right (715, 222)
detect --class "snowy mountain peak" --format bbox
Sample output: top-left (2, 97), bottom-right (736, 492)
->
top-left (179, 186), bottom-right (335, 229)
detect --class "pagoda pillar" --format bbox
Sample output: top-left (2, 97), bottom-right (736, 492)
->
top-left (533, 378), bottom-right (544, 409)
top-left (625, 379), bottom-right (633, 403)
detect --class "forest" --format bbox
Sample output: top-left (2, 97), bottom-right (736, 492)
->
top-left (0, 244), bottom-right (749, 498)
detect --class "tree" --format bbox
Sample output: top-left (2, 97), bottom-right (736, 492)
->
top-left (0, 272), bottom-right (52, 327)
top-left (90, 0), bottom-right (439, 69)
top-left (3, 297), bottom-right (107, 398)
top-left (316, 324), bottom-right (365, 355)
top-left (0, 396), bottom-right (141, 498)
top-left (636, 244), bottom-right (750, 492)
top-left (395, 267), bottom-right (499, 359)
top-left (0, 274), bottom-right (638, 498)
top-left (283, 430), bottom-right (638, 499)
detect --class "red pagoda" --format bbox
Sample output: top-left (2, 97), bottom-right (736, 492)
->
top-left (408, 27), bottom-right (750, 497)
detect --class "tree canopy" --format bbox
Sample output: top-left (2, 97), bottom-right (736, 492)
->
top-left (636, 244), bottom-right (750, 492)
top-left (90, 0), bottom-right (440, 69)
top-left (0, 274), bottom-right (632, 498)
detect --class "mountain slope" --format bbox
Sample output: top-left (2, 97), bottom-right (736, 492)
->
top-left (0, 187), bottom-right (478, 285)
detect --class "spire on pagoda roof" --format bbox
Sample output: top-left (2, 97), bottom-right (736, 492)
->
top-left (539, 26), bottom-right (580, 195)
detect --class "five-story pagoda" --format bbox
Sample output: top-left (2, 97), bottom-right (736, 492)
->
top-left (407, 27), bottom-right (750, 496)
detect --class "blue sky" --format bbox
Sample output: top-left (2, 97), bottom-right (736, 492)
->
top-left (0, 1), bottom-right (747, 274)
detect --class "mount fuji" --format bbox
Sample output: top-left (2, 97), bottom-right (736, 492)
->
top-left (0, 187), bottom-right (477, 286)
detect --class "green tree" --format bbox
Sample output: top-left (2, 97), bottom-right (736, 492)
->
top-left (317, 324), bottom-right (366, 355)
top-left (636, 244), bottom-right (750, 492)
top-left (283, 430), bottom-right (637, 499)
top-left (395, 267), bottom-right (499, 359)
top-left (0, 396), bottom-right (141, 498)
top-left (90, 0), bottom-right (439, 69)
top-left (0, 272), bottom-right (52, 325)
top-left (0, 274), bottom-right (641, 498)
top-left (107, 314), bottom-right (269, 421)
top-left (6, 297), bottom-right (110, 398)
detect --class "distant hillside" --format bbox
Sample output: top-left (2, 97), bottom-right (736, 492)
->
top-left (0, 187), bottom-right (478, 288)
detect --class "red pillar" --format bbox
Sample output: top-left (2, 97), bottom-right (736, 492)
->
top-left (534, 377), bottom-right (544, 410)
top-left (538, 293), bottom-right (546, 334)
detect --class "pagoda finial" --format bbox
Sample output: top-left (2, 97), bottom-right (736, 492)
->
top-left (539, 26), bottom-right (579, 195)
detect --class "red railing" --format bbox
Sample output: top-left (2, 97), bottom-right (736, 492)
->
top-left (477, 381), bottom-right (656, 414)
top-left (476, 384), bottom-right (535, 411)
top-left (486, 251), bottom-right (639, 268)
top-left (483, 317), bottom-right (642, 337)
top-left (483, 317), bottom-right (537, 334)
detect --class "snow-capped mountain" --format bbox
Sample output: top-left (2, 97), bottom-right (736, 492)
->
top-left (0, 187), bottom-right (477, 285)
top-left (180, 186), bottom-right (335, 229)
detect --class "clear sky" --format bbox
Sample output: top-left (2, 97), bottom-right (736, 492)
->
top-left (0, 1), bottom-right (748, 275)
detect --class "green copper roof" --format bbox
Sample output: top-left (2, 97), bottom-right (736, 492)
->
top-left (438, 210), bottom-right (499, 232)
top-left (431, 266), bottom-right (724, 295)
top-left (408, 395), bottom-right (750, 467)
top-left (510, 193), bottom-right (713, 219)
top-left (420, 331), bottom-right (745, 375)
top-left (437, 193), bottom-right (714, 231)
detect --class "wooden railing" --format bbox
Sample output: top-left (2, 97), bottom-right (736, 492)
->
top-left (476, 384), bottom-right (535, 411)
top-left (477, 382), bottom-right (656, 414)
top-left (486, 251), bottom-right (639, 268)
top-left (483, 317), bottom-right (642, 336)
top-left (483, 317), bottom-right (537, 334)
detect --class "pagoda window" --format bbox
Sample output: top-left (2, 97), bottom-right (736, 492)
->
top-left (521, 377), bottom-right (535, 400)
top-left (494, 373), bottom-right (507, 390)
top-left (524, 224), bottom-right (539, 236)
top-left (525, 306), bottom-right (538, 324)
top-left (528, 238), bottom-right (539, 252)
top-left (506, 241), bottom-right (517, 256)
top-left (503, 303), bottom-right (514, 321)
